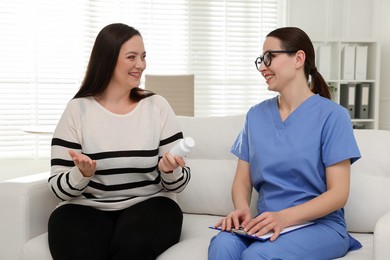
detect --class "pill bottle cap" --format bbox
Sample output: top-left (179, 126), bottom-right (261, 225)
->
top-left (183, 137), bottom-right (195, 149)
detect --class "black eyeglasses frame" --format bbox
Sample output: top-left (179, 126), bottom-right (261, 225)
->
top-left (254, 50), bottom-right (298, 70)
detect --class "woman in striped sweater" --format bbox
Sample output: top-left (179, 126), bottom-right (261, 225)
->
top-left (48, 23), bottom-right (190, 260)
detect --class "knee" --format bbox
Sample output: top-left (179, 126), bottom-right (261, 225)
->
top-left (209, 232), bottom-right (233, 249)
top-left (241, 248), bottom-right (271, 260)
top-left (208, 232), bottom-right (247, 260)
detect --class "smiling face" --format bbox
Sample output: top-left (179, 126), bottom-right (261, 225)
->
top-left (259, 37), bottom-right (298, 93)
top-left (110, 35), bottom-right (146, 90)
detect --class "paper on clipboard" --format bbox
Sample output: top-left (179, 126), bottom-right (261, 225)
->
top-left (209, 222), bottom-right (315, 241)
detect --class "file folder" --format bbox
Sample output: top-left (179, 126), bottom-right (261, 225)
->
top-left (340, 83), bottom-right (356, 118)
top-left (355, 46), bottom-right (368, 80)
top-left (355, 83), bottom-right (370, 119)
top-left (342, 46), bottom-right (356, 80)
top-left (317, 45), bottom-right (331, 80)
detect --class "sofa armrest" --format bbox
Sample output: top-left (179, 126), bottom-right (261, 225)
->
top-left (0, 172), bottom-right (59, 260)
top-left (374, 210), bottom-right (390, 260)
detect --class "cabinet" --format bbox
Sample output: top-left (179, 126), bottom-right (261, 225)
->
top-left (286, 0), bottom-right (381, 129)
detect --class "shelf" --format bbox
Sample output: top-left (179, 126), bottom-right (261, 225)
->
top-left (352, 119), bottom-right (375, 123)
top-left (287, 0), bottom-right (380, 129)
top-left (339, 80), bottom-right (375, 84)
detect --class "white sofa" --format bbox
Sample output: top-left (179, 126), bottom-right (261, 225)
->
top-left (1, 115), bottom-right (390, 260)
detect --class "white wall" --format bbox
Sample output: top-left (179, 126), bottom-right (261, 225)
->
top-left (379, 0), bottom-right (390, 130)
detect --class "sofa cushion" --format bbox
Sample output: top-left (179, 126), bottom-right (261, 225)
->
top-left (345, 130), bottom-right (390, 233)
top-left (346, 175), bottom-right (390, 233)
top-left (177, 115), bottom-right (245, 160)
top-left (21, 233), bottom-right (52, 260)
top-left (177, 159), bottom-right (236, 215)
top-left (177, 158), bottom-right (258, 216)
top-left (338, 233), bottom-right (373, 259)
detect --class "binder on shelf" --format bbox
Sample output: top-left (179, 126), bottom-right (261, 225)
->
top-left (317, 45), bottom-right (331, 80)
top-left (353, 123), bottom-right (366, 129)
top-left (355, 46), bottom-right (368, 80)
top-left (341, 46), bottom-right (356, 80)
top-left (355, 83), bottom-right (370, 119)
top-left (340, 83), bottom-right (356, 119)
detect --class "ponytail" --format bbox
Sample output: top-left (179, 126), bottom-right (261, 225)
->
top-left (309, 67), bottom-right (331, 100)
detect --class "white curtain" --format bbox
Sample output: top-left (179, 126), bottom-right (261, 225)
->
top-left (0, 0), bottom-right (285, 158)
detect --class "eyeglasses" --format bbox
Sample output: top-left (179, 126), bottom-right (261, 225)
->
top-left (254, 50), bottom-right (298, 70)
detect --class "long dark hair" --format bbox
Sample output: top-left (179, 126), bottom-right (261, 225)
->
top-left (74, 23), bottom-right (154, 101)
top-left (267, 27), bottom-right (331, 99)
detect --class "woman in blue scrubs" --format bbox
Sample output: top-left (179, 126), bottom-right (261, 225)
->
top-left (208, 27), bottom-right (362, 260)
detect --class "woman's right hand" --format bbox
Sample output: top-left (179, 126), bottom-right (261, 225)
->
top-left (214, 208), bottom-right (252, 231)
top-left (158, 152), bottom-right (185, 173)
top-left (68, 150), bottom-right (96, 177)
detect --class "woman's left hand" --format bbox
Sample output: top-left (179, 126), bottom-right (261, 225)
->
top-left (243, 211), bottom-right (287, 241)
top-left (158, 152), bottom-right (185, 173)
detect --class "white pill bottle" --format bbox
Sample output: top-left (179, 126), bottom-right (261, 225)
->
top-left (169, 137), bottom-right (195, 157)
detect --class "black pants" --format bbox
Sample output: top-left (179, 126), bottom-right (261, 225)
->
top-left (48, 197), bottom-right (183, 260)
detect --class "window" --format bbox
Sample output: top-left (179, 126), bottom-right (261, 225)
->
top-left (0, 0), bottom-right (87, 158)
top-left (189, 0), bottom-right (285, 116)
top-left (0, 0), bottom-right (285, 158)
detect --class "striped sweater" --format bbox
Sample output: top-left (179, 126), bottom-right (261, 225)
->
top-left (49, 95), bottom-right (190, 211)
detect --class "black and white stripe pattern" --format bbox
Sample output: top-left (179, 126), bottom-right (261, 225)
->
top-left (49, 95), bottom-right (191, 210)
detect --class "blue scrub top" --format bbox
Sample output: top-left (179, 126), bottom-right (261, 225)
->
top-left (231, 94), bottom-right (361, 235)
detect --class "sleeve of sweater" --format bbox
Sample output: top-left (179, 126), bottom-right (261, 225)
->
top-left (155, 95), bottom-right (191, 193)
top-left (48, 99), bottom-right (92, 201)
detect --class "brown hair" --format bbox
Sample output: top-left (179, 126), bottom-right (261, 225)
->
top-left (267, 27), bottom-right (331, 99)
top-left (74, 23), bottom-right (154, 101)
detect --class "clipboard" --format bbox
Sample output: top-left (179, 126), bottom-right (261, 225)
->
top-left (209, 222), bottom-right (315, 241)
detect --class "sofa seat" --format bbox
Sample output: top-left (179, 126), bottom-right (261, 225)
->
top-left (20, 214), bottom-right (375, 260)
top-left (21, 214), bottom-right (221, 260)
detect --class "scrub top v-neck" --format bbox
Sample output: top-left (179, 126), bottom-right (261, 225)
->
top-left (271, 94), bottom-right (317, 128)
